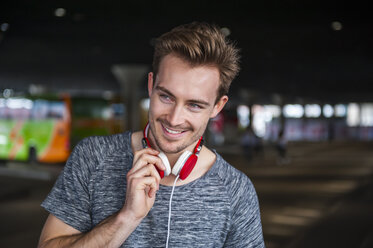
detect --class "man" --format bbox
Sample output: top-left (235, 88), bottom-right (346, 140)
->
top-left (38, 22), bottom-right (265, 247)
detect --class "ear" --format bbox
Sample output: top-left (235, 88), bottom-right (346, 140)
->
top-left (148, 72), bottom-right (154, 97)
top-left (210, 95), bottom-right (228, 118)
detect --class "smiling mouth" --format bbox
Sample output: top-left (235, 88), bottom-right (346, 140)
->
top-left (164, 126), bottom-right (183, 134)
top-left (160, 122), bottom-right (190, 136)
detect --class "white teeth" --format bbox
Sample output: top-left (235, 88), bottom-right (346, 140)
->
top-left (165, 127), bottom-right (182, 134)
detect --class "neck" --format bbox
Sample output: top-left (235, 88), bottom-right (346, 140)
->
top-left (131, 131), bottom-right (215, 187)
top-left (147, 131), bottom-right (196, 168)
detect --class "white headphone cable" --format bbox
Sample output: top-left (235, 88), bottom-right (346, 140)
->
top-left (166, 175), bottom-right (179, 248)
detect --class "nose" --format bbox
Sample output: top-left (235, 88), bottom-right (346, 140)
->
top-left (167, 105), bottom-right (184, 127)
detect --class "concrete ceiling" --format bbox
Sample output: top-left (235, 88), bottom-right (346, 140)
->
top-left (0, 0), bottom-right (372, 103)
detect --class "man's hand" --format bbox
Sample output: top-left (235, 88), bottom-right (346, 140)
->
top-left (121, 148), bottom-right (165, 221)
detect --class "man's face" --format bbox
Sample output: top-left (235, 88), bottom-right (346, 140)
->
top-left (147, 54), bottom-right (228, 155)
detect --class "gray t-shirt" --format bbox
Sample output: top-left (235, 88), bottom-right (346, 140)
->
top-left (41, 132), bottom-right (265, 247)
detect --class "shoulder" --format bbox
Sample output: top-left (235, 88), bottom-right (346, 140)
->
top-left (66, 132), bottom-right (132, 173)
top-left (74, 131), bottom-right (132, 158)
top-left (77, 131), bottom-right (131, 150)
top-left (205, 151), bottom-right (257, 203)
top-left (212, 152), bottom-right (255, 192)
top-left (209, 151), bottom-right (259, 209)
top-left (204, 151), bottom-right (264, 246)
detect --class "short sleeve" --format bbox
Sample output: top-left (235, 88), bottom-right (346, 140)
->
top-left (224, 175), bottom-right (265, 247)
top-left (41, 138), bottom-right (94, 232)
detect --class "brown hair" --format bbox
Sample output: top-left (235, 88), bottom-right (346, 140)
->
top-left (152, 22), bottom-right (241, 102)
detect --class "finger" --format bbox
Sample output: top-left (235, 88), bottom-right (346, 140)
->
top-left (133, 176), bottom-right (159, 197)
top-left (130, 163), bottom-right (161, 185)
top-left (144, 185), bottom-right (157, 198)
top-left (148, 186), bottom-right (157, 198)
top-left (133, 148), bottom-right (159, 164)
top-left (132, 149), bottom-right (162, 171)
top-left (131, 153), bottom-right (166, 172)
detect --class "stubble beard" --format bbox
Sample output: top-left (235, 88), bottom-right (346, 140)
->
top-left (148, 118), bottom-right (205, 154)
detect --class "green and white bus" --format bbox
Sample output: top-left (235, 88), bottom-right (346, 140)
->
top-left (0, 93), bottom-right (124, 163)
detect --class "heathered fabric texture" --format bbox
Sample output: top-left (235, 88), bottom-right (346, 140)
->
top-left (41, 132), bottom-right (265, 247)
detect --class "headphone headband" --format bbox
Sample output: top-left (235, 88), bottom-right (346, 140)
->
top-left (143, 124), bottom-right (151, 147)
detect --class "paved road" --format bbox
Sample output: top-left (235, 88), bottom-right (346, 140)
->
top-left (0, 165), bottom-right (58, 247)
top-left (0, 141), bottom-right (373, 248)
top-left (220, 141), bottom-right (373, 248)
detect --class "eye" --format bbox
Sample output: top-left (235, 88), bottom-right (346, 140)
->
top-left (159, 94), bottom-right (172, 103)
top-left (188, 103), bottom-right (203, 111)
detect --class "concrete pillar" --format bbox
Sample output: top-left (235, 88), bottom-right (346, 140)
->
top-left (111, 64), bottom-right (149, 131)
top-left (272, 93), bottom-right (285, 139)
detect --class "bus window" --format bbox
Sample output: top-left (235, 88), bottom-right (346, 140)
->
top-left (47, 101), bottom-right (67, 120)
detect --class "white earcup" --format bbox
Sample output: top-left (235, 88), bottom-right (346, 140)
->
top-left (158, 152), bottom-right (171, 176)
top-left (172, 151), bottom-right (192, 176)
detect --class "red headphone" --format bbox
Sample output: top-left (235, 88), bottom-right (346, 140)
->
top-left (142, 123), bottom-right (204, 180)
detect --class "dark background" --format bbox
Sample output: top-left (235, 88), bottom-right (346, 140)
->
top-left (1, 0), bottom-right (372, 103)
top-left (1, 2), bottom-right (373, 248)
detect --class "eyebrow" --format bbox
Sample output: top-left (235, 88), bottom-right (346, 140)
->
top-left (155, 86), bottom-right (211, 107)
